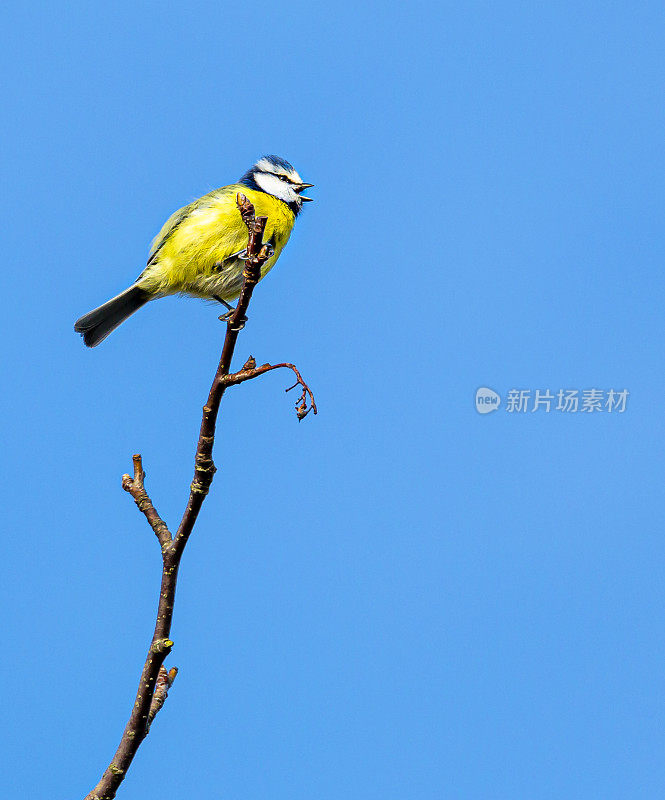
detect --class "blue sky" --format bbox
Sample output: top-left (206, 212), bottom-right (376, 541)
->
top-left (2, 2), bottom-right (664, 798)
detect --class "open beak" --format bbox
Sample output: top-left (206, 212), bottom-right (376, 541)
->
top-left (295, 182), bottom-right (314, 202)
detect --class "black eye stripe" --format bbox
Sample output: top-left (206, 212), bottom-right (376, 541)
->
top-left (257, 170), bottom-right (293, 184)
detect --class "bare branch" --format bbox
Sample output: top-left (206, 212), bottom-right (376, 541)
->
top-left (84, 194), bottom-right (316, 799)
top-left (223, 360), bottom-right (318, 420)
top-left (121, 454), bottom-right (172, 550)
top-left (169, 193), bottom-right (274, 560)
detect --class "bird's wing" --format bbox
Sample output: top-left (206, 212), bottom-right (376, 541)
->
top-left (146, 202), bottom-right (196, 266)
top-left (144, 185), bottom-right (248, 269)
top-left (146, 186), bottom-right (227, 266)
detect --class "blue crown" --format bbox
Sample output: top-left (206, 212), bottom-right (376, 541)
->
top-left (240, 155), bottom-right (294, 186)
top-left (258, 154), bottom-right (294, 172)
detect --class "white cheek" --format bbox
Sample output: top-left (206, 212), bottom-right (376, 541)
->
top-left (255, 173), bottom-right (297, 203)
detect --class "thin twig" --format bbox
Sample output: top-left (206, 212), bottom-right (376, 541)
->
top-left (121, 454), bottom-right (171, 550)
top-left (223, 360), bottom-right (318, 420)
top-left (84, 194), bottom-right (316, 800)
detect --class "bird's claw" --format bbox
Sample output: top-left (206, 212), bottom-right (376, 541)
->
top-left (219, 309), bottom-right (248, 330)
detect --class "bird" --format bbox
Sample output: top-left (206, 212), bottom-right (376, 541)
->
top-left (74, 155), bottom-right (313, 347)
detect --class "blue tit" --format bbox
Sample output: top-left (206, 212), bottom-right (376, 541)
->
top-left (74, 155), bottom-right (313, 347)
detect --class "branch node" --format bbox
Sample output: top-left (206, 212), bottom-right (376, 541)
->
top-left (146, 665), bottom-right (179, 732)
top-left (151, 638), bottom-right (174, 655)
top-left (190, 480), bottom-right (210, 496)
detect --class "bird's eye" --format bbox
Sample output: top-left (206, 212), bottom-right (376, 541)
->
top-left (278, 174), bottom-right (289, 182)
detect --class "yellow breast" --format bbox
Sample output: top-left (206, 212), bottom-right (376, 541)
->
top-left (138, 185), bottom-right (296, 300)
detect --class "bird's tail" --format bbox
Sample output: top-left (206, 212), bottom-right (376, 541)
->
top-left (74, 285), bottom-right (150, 347)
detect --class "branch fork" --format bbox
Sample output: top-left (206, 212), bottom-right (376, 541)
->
top-left (85, 194), bottom-right (316, 800)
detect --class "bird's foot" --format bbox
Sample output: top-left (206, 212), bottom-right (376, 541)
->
top-left (218, 308), bottom-right (248, 330)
